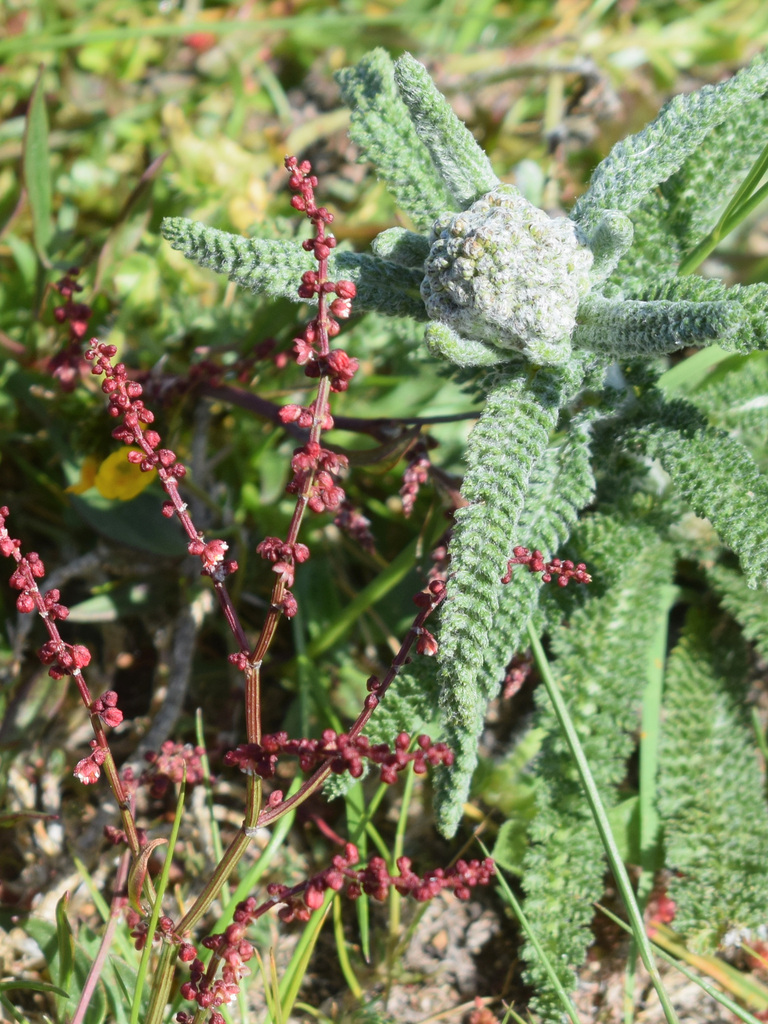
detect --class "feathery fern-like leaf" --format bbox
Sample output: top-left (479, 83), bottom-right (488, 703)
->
top-left (335, 49), bottom-right (455, 231)
top-left (572, 50), bottom-right (768, 236)
top-left (574, 296), bottom-right (740, 357)
top-left (160, 218), bottom-right (426, 319)
top-left (480, 418), bottom-right (597, 708)
top-left (680, 352), bottom-right (768, 468)
top-left (619, 391), bottom-right (768, 587)
top-left (434, 363), bottom-right (586, 837)
top-left (392, 53), bottom-right (499, 212)
top-left (627, 278), bottom-right (768, 353)
top-left (522, 518), bottom-right (675, 1020)
top-left (434, 419), bottom-right (596, 836)
top-left (708, 563), bottom-right (768, 662)
top-left (614, 79), bottom-right (768, 283)
top-left (657, 607), bottom-right (768, 948)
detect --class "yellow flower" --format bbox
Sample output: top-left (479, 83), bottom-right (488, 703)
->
top-left (67, 449), bottom-right (157, 501)
top-left (66, 455), bottom-right (99, 495)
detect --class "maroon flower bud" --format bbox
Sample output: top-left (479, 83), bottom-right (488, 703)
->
top-left (74, 755), bottom-right (102, 785)
top-left (16, 592), bottom-right (35, 613)
top-left (415, 628), bottom-right (438, 656)
top-left (71, 645), bottom-right (91, 669)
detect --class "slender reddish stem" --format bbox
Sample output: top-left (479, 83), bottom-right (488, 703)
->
top-left (256, 586), bottom-right (445, 828)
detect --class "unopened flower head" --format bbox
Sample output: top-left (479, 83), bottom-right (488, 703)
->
top-left (421, 185), bottom-right (593, 365)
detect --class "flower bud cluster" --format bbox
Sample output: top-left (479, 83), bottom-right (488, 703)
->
top-left (286, 441), bottom-right (347, 514)
top-left (124, 908), bottom-right (178, 951)
top-left (91, 690), bottom-right (124, 727)
top-left (1, 507), bottom-right (93, 681)
top-left (141, 741), bottom-right (207, 799)
top-left (283, 157), bottom-right (357, 388)
top-left (247, 158), bottom-right (360, 625)
top-left (421, 185), bottom-right (593, 365)
top-left (85, 342), bottom-right (238, 583)
top-left (333, 499), bottom-right (375, 552)
top-left (254, 537), bottom-right (309, 618)
top-left (48, 268), bottom-right (93, 390)
top-left (0, 508), bottom-right (129, 795)
top-left (502, 546), bottom-right (592, 587)
top-left (268, 846), bottom-right (495, 922)
top-left (53, 268), bottom-right (91, 339)
top-left (278, 396), bottom-right (334, 431)
top-left (74, 741), bottom-right (107, 785)
top-left (400, 439), bottom-right (432, 518)
top-left (406, 578), bottom-right (448, 658)
top-left (224, 728), bottom-right (453, 784)
top-left (175, 898), bottom-right (263, 1020)
top-left (502, 653), bottom-right (533, 699)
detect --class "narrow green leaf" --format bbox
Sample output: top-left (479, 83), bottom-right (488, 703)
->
top-left (0, 993), bottom-right (27, 1024)
top-left (22, 66), bottom-right (53, 261)
top-left (345, 781), bottom-right (371, 963)
top-left (55, 893), bottom-right (76, 1009)
top-left (657, 345), bottom-right (730, 396)
top-left (332, 893), bottom-right (363, 1000)
top-left (304, 536), bottom-right (421, 660)
top-left (528, 625), bottom-right (680, 1024)
top-left (278, 893), bottom-right (334, 1020)
top-left (0, 979), bottom-right (69, 996)
top-left (483, 842), bottom-right (582, 1024)
top-left (131, 776), bottom-right (185, 1024)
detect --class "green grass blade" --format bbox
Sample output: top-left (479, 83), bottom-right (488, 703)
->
top-left (54, 892), bottom-right (76, 1018)
top-left (626, 583), bottom-right (678, 1022)
top-left (598, 905), bottom-right (768, 1024)
top-left (332, 892), bottom-right (363, 1000)
top-left (528, 624), bottom-right (680, 1024)
top-left (679, 139), bottom-right (768, 275)
top-left (0, 992), bottom-right (31, 1024)
top-left (479, 840), bottom-right (581, 1024)
top-left (305, 537), bottom-right (419, 659)
top-left (657, 345), bottom-right (730, 396)
top-left (345, 780), bottom-right (371, 963)
top-left (22, 66), bottom-right (53, 262)
top-left (278, 893), bottom-right (334, 1020)
top-left (195, 707), bottom-right (226, 880)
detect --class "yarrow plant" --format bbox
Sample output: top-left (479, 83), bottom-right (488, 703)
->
top-left (8, 43), bottom-right (768, 1024)
top-left (159, 48), bottom-right (768, 1021)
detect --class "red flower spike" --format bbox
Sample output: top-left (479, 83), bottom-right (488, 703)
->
top-left (47, 270), bottom-right (94, 390)
top-left (502, 546), bottom-right (592, 587)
